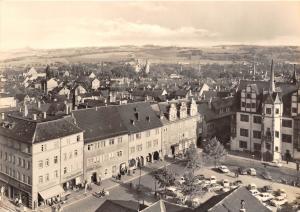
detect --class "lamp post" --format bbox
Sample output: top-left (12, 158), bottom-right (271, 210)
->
top-left (251, 154), bottom-right (255, 168)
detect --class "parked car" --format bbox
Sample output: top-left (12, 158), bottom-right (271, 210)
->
top-left (274, 189), bottom-right (287, 198)
top-left (262, 172), bottom-right (272, 180)
top-left (270, 195), bottom-right (287, 207)
top-left (238, 167), bottom-right (248, 175)
top-left (269, 161), bottom-right (283, 167)
top-left (193, 178), bottom-right (203, 185)
top-left (248, 168), bottom-right (257, 176)
top-left (262, 185), bottom-right (273, 193)
top-left (210, 176), bottom-right (217, 184)
top-left (222, 179), bottom-right (230, 188)
top-left (256, 192), bottom-right (274, 202)
top-left (247, 183), bottom-right (257, 191)
top-left (218, 165), bottom-right (229, 173)
top-left (230, 180), bottom-right (243, 189)
top-left (249, 189), bottom-right (261, 196)
top-left (221, 187), bottom-right (231, 193)
top-left (208, 183), bottom-right (223, 192)
top-left (196, 174), bottom-right (205, 180)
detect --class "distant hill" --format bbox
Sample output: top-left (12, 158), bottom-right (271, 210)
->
top-left (0, 45), bottom-right (299, 66)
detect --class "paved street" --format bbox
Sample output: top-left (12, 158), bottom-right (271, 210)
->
top-left (62, 155), bottom-right (300, 212)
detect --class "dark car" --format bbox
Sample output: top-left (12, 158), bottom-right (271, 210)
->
top-left (238, 167), bottom-right (248, 175)
top-left (263, 185), bottom-right (273, 193)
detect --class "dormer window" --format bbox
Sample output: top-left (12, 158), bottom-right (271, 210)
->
top-left (266, 108), bottom-right (271, 114)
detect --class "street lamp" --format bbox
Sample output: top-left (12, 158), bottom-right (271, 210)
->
top-left (251, 154), bottom-right (255, 168)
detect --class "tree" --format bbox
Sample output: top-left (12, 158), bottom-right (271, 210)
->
top-left (203, 137), bottom-right (227, 167)
top-left (152, 166), bottom-right (176, 197)
top-left (185, 143), bottom-right (202, 174)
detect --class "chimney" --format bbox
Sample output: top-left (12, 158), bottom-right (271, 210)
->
top-left (33, 114), bottom-right (37, 120)
top-left (240, 200), bottom-right (246, 212)
top-left (1, 113), bottom-right (4, 120)
top-left (43, 112), bottom-right (47, 119)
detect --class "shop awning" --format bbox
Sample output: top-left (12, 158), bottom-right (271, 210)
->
top-left (75, 177), bottom-right (81, 185)
top-left (39, 185), bottom-right (65, 200)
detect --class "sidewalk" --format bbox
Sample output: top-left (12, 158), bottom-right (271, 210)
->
top-left (228, 150), bottom-right (298, 170)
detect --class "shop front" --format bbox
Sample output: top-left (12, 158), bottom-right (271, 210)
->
top-left (38, 185), bottom-right (65, 207)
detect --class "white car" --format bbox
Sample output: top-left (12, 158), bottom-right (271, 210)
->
top-left (248, 168), bottom-right (257, 176)
top-left (222, 179), bottom-right (230, 188)
top-left (218, 165), bottom-right (229, 173)
top-left (247, 183), bottom-right (257, 191)
top-left (270, 195), bottom-right (287, 207)
top-left (256, 192), bottom-right (274, 202)
top-left (249, 189), bottom-right (260, 196)
top-left (210, 176), bottom-right (217, 184)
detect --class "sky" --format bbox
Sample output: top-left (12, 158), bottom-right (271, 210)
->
top-left (1, 1), bottom-right (300, 50)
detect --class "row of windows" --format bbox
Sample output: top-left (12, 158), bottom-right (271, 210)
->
top-left (0, 164), bottom-right (31, 185)
top-left (40, 135), bottom-right (81, 152)
top-left (39, 170), bottom-right (59, 183)
top-left (239, 128), bottom-right (292, 143)
top-left (129, 129), bottom-right (160, 142)
top-left (239, 141), bottom-right (279, 152)
top-left (87, 151), bottom-right (124, 166)
top-left (240, 114), bottom-right (261, 124)
top-left (130, 139), bottom-right (159, 154)
top-left (241, 102), bottom-right (256, 109)
top-left (87, 137), bottom-right (123, 151)
top-left (0, 152), bottom-right (31, 170)
top-left (0, 142), bottom-right (31, 154)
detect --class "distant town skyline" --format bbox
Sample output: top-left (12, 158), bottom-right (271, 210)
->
top-left (1, 1), bottom-right (300, 50)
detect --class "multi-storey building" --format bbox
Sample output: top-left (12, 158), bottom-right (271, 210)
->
top-left (151, 99), bottom-right (199, 157)
top-left (0, 110), bottom-right (83, 209)
top-left (231, 62), bottom-right (299, 161)
top-left (72, 102), bottom-right (163, 182)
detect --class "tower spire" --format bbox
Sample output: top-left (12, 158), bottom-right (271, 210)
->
top-left (292, 64), bottom-right (297, 84)
top-left (269, 60), bottom-right (275, 93)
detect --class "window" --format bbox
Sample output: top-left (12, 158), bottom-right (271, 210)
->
top-left (240, 128), bottom-right (249, 137)
top-left (155, 129), bottom-right (159, 135)
top-left (18, 157), bottom-right (21, 166)
top-left (276, 108), bottom-right (279, 114)
top-left (282, 119), bottom-right (292, 128)
top-left (39, 176), bottom-right (43, 183)
top-left (147, 141), bottom-right (152, 148)
top-left (246, 103), bottom-right (251, 108)
top-left (130, 147), bottom-right (135, 154)
top-left (4, 152), bottom-right (7, 161)
top-left (54, 156), bottom-right (58, 164)
top-left (44, 159), bottom-right (49, 167)
top-left (109, 139), bottom-right (114, 145)
top-left (118, 137), bottom-right (122, 144)
top-left (41, 144), bottom-right (46, 152)
top-left (240, 114), bottom-right (249, 122)
top-left (153, 139), bottom-right (159, 146)
top-left (239, 141), bottom-right (247, 149)
top-left (137, 144), bottom-right (142, 151)
top-left (275, 131), bottom-right (279, 138)
top-left (22, 174), bottom-right (25, 182)
top-left (27, 161), bottom-right (31, 170)
top-left (275, 146), bottom-right (279, 152)
top-left (253, 116), bottom-right (261, 124)
top-left (253, 130), bottom-right (261, 139)
top-left (241, 102), bottom-right (246, 107)
top-left (38, 160), bottom-right (43, 169)
top-left (129, 134), bottom-right (134, 142)
top-left (136, 133), bottom-right (141, 139)
top-left (22, 159), bottom-right (25, 168)
top-left (87, 144), bottom-right (92, 151)
top-left (27, 176), bottom-right (31, 185)
top-left (45, 173), bottom-right (49, 181)
top-left (251, 103), bottom-right (256, 108)
top-left (292, 107), bottom-right (297, 113)
top-left (117, 151), bottom-right (123, 157)
top-left (17, 171), bottom-right (20, 180)
top-left (54, 170), bottom-right (58, 178)
top-left (145, 130), bottom-right (150, 137)
top-left (77, 135), bottom-right (81, 142)
top-left (74, 150), bottom-right (78, 157)
top-left (266, 108), bottom-right (271, 114)
top-left (8, 155), bottom-right (11, 163)
top-left (64, 167), bottom-right (67, 174)
top-left (266, 143), bottom-right (271, 150)
top-left (282, 134), bottom-right (292, 143)
top-left (246, 93), bottom-right (251, 98)
top-left (109, 152), bottom-right (114, 159)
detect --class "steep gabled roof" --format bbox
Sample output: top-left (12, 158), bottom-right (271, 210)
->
top-left (194, 186), bottom-right (271, 212)
top-left (141, 200), bottom-right (191, 212)
top-left (95, 199), bottom-right (146, 212)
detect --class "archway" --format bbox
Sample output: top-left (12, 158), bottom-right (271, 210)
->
top-left (147, 153), bottom-right (152, 163)
top-left (153, 151), bottom-right (160, 161)
top-left (129, 159), bottom-right (136, 168)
